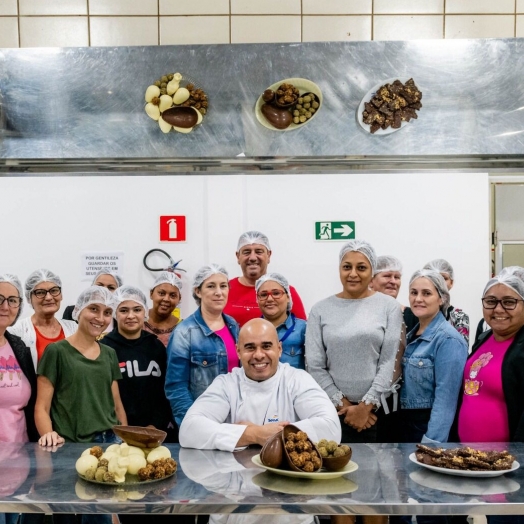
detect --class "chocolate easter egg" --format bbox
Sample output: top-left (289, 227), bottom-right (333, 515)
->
top-left (260, 431), bottom-right (284, 468)
top-left (261, 104), bottom-right (292, 130)
top-left (162, 106), bottom-right (198, 129)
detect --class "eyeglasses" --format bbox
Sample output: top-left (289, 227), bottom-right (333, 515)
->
top-left (257, 289), bottom-right (286, 301)
top-left (482, 297), bottom-right (524, 310)
top-left (0, 294), bottom-right (22, 308)
top-left (32, 287), bottom-right (62, 299)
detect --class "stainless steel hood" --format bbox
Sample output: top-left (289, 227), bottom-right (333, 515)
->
top-left (1, 39), bottom-right (523, 173)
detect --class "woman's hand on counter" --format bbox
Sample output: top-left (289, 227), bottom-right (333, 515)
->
top-left (38, 431), bottom-right (65, 448)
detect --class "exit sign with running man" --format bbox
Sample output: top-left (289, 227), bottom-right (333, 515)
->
top-left (315, 221), bottom-right (355, 241)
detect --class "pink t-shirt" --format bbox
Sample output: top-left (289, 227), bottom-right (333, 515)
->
top-left (458, 335), bottom-right (512, 443)
top-left (215, 325), bottom-right (238, 372)
top-left (0, 341), bottom-right (31, 443)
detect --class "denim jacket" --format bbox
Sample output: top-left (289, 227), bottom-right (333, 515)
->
top-left (400, 311), bottom-right (468, 443)
top-left (165, 308), bottom-right (239, 426)
top-left (276, 313), bottom-right (306, 370)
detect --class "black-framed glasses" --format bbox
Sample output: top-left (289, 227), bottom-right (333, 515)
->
top-left (0, 294), bottom-right (22, 308)
top-left (257, 290), bottom-right (286, 301)
top-left (482, 297), bottom-right (523, 310)
top-left (32, 287), bottom-right (62, 299)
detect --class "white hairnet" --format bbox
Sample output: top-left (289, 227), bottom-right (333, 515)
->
top-left (499, 266), bottom-right (524, 282)
top-left (72, 286), bottom-right (114, 321)
top-left (112, 285), bottom-right (149, 320)
top-left (0, 273), bottom-right (24, 325)
top-left (375, 255), bottom-right (403, 275)
top-left (483, 274), bottom-right (524, 300)
top-left (151, 271), bottom-right (182, 292)
top-left (424, 259), bottom-right (454, 280)
top-left (25, 269), bottom-right (62, 301)
top-left (255, 272), bottom-right (293, 311)
top-left (339, 240), bottom-right (377, 274)
top-left (236, 231), bottom-right (271, 252)
top-left (92, 269), bottom-right (123, 288)
top-left (192, 264), bottom-right (229, 305)
top-left (410, 269), bottom-right (450, 314)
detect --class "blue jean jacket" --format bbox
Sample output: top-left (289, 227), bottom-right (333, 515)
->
top-left (400, 311), bottom-right (468, 443)
top-left (276, 313), bottom-right (306, 370)
top-left (165, 308), bottom-right (239, 426)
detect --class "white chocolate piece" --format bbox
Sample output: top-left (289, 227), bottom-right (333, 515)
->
top-left (159, 117), bottom-right (172, 133)
top-left (145, 103), bottom-right (160, 121)
top-left (147, 445), bottom-right (171, 464)
top-left (127, 454), bottom-right (147, 475)
top-left (173, 72), bottom-right (182, 82)
top-left (173, 125), bottom-right (193, 134)
top-left (173, 87), bottom-right (190, 105)
top-left (167, 80), bottom-right (180, 96)
top-left (75, 455), bottom-right (99, 476)
top-left (191, 107), bottom-right (203, 125)
top-left (159, 95), bottom-right (173, 112)
top-left (145, 85), bottom-right (160, 103)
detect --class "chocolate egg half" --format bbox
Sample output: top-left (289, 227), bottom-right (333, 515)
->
top-left (260, 430), bottom-right (284, 468)
top-left (162, 106), bottom-right (199, 129)
top-left (261, 104), bottom-right (292, 130)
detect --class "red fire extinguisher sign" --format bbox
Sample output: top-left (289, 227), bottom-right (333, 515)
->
top-left (160, 216), bottom-right (186, 242)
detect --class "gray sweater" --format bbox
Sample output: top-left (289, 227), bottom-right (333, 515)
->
top-left (305, 292), bottom-right (403, 407)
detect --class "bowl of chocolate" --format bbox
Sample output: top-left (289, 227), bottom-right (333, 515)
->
top-left (255, 77), bottom-right (323, 132)
top-left (282, 425), bottom-right (322, 473)
top-left (317, 440), bottom-right (352, 471)
top-left (112, 425), bottom-right (167, 449)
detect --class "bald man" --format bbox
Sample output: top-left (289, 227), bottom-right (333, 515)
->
top-left (179, 318), bottom-right (340, 451)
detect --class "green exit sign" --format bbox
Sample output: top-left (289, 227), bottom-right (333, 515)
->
top-left (315, 221), bottom-right (355, 241)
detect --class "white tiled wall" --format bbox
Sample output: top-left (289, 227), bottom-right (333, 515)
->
top-left (0, 0), bottom-right (522, 47)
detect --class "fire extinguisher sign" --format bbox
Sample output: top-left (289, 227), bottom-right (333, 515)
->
top-left (160, 216), bottom-right (187, 242)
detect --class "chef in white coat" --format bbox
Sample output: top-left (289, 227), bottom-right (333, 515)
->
top-left (179, 317), bottom-right (340, 450)
top-left (179, 318), bottom-right (341, 524)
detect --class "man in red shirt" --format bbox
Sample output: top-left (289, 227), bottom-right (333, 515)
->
top-left (223, 230), bottom-right (306, 326)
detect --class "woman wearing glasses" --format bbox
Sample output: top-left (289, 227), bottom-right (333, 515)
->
top-left (0, 274), bottom-right (38, 443)
top-left (165, 264), bottom-right (239, 426)
top-left (256, 273), bottom-right (306, 369)
top-left (456, 273), bottom-right (524, 444)
top-left (9, 269), bottom-right (77, 369)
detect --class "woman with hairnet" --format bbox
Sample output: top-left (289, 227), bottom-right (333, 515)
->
top-left (103, 286), bottom-right (176, 444)
top-left (473, 266), bottom-right (524, 345)
top-left (165, 264), bottom-right (240, 427)
top-left (400, 270), bottom-right (467, 444)
top-left (0, 274), bottom-right (39, 443)
top-left (144, 271), bottom-right (183, 347)
top-left (452, 273), bottom-right (524, 524)
top-left (306, 240), bottom-right (403, 449)
top-left (62, 269), bottom-right (123, 329)
top-left (255, 273), bottom-right (306, 369)
top-left (0, 275), bottom-right (39, 524)
top-left (404, 259), bottom-right (469, 345)
top-left (35, 286), bottom-right (127, 450)
top-left (9, 269), bottom-right (77, 369)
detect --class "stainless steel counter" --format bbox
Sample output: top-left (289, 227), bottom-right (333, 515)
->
top-left (1, 443), bottom-right (523, 516)
top-left (1, 39), bottom-right (524, 171)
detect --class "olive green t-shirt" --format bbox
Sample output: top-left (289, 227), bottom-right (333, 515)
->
top-left (37, 339), bottom-right (122, 443)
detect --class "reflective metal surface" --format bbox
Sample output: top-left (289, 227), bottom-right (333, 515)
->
top-left (1, 443), bottom-right (524, 515)
top-left (1, 39), bottom-right (524, 166)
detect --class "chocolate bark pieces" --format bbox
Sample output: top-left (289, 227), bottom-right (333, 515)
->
top-left (415, 445), bottom-right (515, 472)
top-left (362, 78), bottom-right (423, 133)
